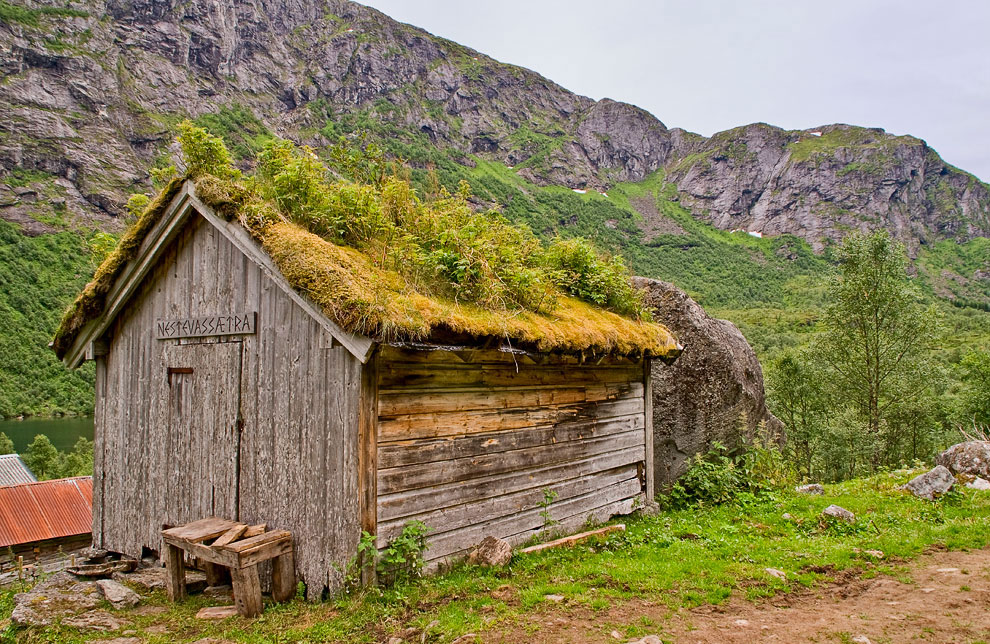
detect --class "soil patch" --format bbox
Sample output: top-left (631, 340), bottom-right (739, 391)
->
top-left (485, 547), bottom-right (990, 643)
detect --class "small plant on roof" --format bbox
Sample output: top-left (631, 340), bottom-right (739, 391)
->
top-left (177, 120), bottom-right (240, 180)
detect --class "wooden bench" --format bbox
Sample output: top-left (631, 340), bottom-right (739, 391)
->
top-left (161, 517), bottom-right (295, 617)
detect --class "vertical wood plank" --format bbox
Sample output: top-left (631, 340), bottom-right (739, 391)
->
top-left (358, 349), bottom-right (379, 586)
top-left (643, 358), bottom-right (654, 503)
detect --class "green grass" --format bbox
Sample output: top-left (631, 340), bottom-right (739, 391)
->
top-left (7, 468), bottom-right (990, 643)
top-left (787, 127), bottom-right (919, 165)
top-left (0, 1), bottom-right (88, 27)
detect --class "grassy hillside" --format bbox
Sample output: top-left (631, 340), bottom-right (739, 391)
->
top-left (0, 219), bottom-right (94, 418)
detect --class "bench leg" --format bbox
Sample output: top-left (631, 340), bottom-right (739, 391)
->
top-left (231, 565), bottom-right (263, 617)
top-left (204, 561), bottom-right (227, 586)
top-left (164, 544), bottom-right (186, 602)
top-left (271, 550), bottom-right (296, 603)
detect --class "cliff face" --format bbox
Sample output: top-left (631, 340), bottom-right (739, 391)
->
top-left (667, 123), bottom-right (990, 251)
top-left (1, 0), bottom-right (989, 251)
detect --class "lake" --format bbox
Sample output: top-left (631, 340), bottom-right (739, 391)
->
top-left (0, 416), bottom-right (95, 454)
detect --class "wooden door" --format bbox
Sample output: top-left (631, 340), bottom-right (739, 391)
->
top-left (161, 341), bottom-right (243, 527)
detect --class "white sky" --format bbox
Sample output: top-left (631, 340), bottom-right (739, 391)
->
top-left (358, 0), bottom-right (990, 181)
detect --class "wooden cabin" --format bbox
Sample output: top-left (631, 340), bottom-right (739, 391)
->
top-left (53, 180), bottom-right (680, 598)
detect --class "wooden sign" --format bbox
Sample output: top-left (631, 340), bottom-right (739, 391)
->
top-left (156, 312), bottom-right (257, 340)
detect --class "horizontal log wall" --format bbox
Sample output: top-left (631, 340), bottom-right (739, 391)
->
top-left (377, 347), bottom-right (646, 564)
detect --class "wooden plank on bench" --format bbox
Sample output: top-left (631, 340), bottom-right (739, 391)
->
top-left (220, 529), bottom-right (291, 554)
top-left (161, 534), bottom-right (238, 568)
top-left (242, 523), bottom-right (267, 538)
top-left (212, 524), bottom-right (248, 547)
top-left (162, 517), bottom-right (241, 543)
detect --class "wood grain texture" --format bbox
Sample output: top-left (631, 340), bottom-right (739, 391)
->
top-left (376, 348), bottom-right (647, 563)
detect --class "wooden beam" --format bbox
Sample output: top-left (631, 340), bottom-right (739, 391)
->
top-left (358, 349), bottom-right (379, 585)
top-left (519, 524), bottom-right (625, 554)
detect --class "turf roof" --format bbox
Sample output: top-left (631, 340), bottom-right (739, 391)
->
top-left (52, 175), bottom-right (681, 360)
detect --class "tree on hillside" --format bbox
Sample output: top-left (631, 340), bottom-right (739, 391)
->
top-left (24, 434), bottom-right (60, 480)
top-left (959, 351), bottom-right (990, 427)
top-left (813, 231), bottom-right (945, 469)
top-left (0, 432), bottom-right (13, 455)
top-left (766, 348), bottom-right (829, 478)
top-left (59, 436), bottom-right (94, 478)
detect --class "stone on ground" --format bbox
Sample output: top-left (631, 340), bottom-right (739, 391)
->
top-left (822, 505), bottom-right (855, 523)
top-left (11, 571), bottom-right (101, 626)
top-left (96, 578), bottom-right (140, 608)
top-left (765, 567), bottom-right (787, 580)
top-left (628, 637), bottom-right (662, 644)
top-left (936, 441), bottom-right (990, 477)
top-left (468, 536), bottom-right (512, 567)
top-left (966, 476), bottom-right (990, 490)
top-left (795, 483), bottom-right (824, 495)
top-left (62, 609), bottom-right (126, 631)
top-left (196, 605), bottom-right (239, 619)
top-left (901, 465), bottom-right (955, 500)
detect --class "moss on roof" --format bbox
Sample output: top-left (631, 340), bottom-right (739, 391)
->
top-left (53, 129), bottom-right (680, 360)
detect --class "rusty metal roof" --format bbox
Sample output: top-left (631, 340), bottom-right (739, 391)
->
top-left (0, 477), bottom-right (92, 547)
top-left (0, 454), bottom-right (37, 486)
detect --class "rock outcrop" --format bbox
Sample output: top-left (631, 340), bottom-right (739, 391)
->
top-left (936, 441), bottom-right (990, 478)
top-left (633, 277), bottom-right (784, 490)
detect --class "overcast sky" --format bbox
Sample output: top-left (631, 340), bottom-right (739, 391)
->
top-left (358, 1), bottom-right (990, 181)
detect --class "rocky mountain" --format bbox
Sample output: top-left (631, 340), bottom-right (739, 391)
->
top-left (2, 0), bottom-right (989, 252)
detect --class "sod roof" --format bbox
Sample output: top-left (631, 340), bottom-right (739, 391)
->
top-left (52, 176), bottom-right (681, 361)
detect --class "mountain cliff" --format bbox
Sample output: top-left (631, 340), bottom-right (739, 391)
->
top-left (2, 0), bottom-right (989, 251)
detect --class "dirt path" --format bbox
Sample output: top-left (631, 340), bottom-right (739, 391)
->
top-left (485, 548), bottom-right (990, 643)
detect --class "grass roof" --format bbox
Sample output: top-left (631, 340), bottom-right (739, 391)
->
top-left (53, 126), bottom-right (680, 360)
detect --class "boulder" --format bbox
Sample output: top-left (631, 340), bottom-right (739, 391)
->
top-left (468, 536), bottom-right (512, 567)
top-left (633, 278), bottom-right (785, 490)
top-left (796, 483), bottom-right (824, 495)
top-left (936, 441), bottom-right (990, 477)
top-left (822, 505), bottom-right (855, 523)
top-left (966, 477), bottom-right (990, 490)
top-left (902, 465), bottom-right (955, 500)
top-left (96, 579), bottom-right (140, 608)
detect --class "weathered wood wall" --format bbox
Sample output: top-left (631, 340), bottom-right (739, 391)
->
top-left (376, 347), bottom-right (647, 565)
top-left (96, 215), bottom-right (362, 597)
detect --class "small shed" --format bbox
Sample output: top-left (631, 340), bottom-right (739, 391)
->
top-left (0, 454), bottom-right (37, 486)
top-left (0, 476), bottom-right (93, 567)
top-left (52, 179), bottom-right (680, 597)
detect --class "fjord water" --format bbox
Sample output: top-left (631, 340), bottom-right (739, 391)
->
top-left (0, 416), bottom-right (94, 453)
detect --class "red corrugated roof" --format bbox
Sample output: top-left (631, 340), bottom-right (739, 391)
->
top-left (0, 477), bottom-right (92, 547)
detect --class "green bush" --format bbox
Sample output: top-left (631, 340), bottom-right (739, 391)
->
top-left (543, 237), bottom-right (646, 317)
top-left (665, 436), bottom-right (792, 509)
